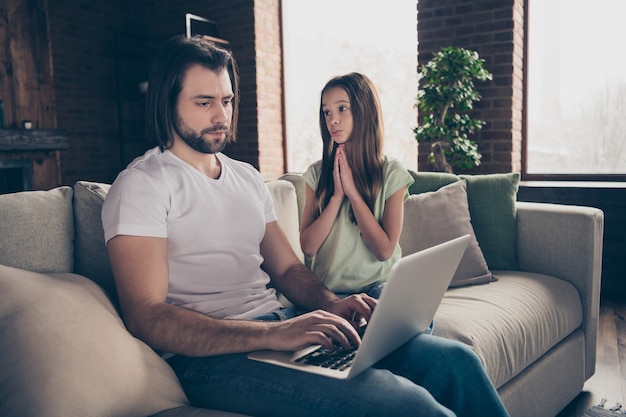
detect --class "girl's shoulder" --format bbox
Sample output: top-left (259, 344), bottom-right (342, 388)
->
top-left (303, 159), bottom-right (323, 186)
top-left (382, 155), bottom-right (409, 174)
top-left (382, 155), bottom-right (414, 192)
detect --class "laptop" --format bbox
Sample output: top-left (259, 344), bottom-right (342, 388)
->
top-left (248, 234), bottom-right (471, 380)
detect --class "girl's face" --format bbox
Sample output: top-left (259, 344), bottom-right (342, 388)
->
top-left (321, 87), bottom-right (353, 144)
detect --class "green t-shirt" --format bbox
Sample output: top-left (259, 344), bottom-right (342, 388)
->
top-left (303, 156), bottom-right (414, 293)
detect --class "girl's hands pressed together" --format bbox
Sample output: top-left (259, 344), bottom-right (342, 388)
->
top-left (332, 145), bottom-right (345, 199)
top-left (335, 144), bottom-right (358, 201)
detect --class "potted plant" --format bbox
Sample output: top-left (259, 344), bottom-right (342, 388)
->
top-left (413, 46), bottom-right (493, 173)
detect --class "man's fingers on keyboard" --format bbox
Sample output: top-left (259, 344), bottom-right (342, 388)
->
top-left (313, 323), bottom-right (352, 350)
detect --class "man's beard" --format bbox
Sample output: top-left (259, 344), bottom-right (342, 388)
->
top-left (174, 115), bottom-right (230, 154)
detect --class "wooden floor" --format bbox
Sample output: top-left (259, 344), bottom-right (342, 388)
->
top-left (556, 295), bottom-right (626, 417)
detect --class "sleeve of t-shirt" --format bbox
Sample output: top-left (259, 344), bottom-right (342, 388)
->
top-left (261, 180), bottom-right (278, 225)
top-left (302, 160), bottom-right (322, 191)
top-left (384, 158), bottom-right (415, 201)
top-left (101, 168), bottom-right (169, 243)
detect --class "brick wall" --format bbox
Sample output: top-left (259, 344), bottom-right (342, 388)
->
top-left (253, 0), bottom-right (285, 180)
top-left (45, 0), bottom-right (525, 184)
top-left (47, 0), bottom-right (283, 184)
top-left (47, 0), bottom-right (121, 184)
top-left (416, 0), bottom-right (524, 174)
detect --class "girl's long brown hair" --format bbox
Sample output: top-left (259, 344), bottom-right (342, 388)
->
top-left (315, 73), bottom-right (384, 223)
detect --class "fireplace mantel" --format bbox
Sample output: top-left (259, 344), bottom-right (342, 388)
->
top-left (0, 129), bottom-right (68, 151)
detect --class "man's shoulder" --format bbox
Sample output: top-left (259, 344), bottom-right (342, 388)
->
top-left (119, 147), bottom-right (167, 176)
top-left (219, 152), bottom-right (256, 171)
top-left (110, 147), bottom-right (171, 191)
top-left (219, 153), bottom-right (265, 183)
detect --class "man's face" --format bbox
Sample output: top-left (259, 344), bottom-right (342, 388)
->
top-left (173, 65), bottom-right (234, 154)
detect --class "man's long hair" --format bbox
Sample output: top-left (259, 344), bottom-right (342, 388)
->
top-left (145, 35), bottom-right (240, 150)
top-left (315, 72), bottom-right (384, 223)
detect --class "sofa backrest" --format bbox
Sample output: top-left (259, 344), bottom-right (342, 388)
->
top-left (265, 180), bottom-right (305, 263)
top-left (70, 179), bottom-right (304, 304)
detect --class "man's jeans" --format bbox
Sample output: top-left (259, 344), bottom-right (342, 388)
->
top-left (167, 310), bottom-right (510, 417)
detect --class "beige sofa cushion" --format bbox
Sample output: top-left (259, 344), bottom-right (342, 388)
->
top-left (433, 271), bottom-right (583, 388)
top-left (265, 179), bottom-right (304, 263)
top-left (0, 265), bottom-right (189, 417)
top-left (0, 186), bottom-right (74, 273)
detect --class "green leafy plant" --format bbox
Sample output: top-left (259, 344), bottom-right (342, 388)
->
top-left (413, 46), bottom-right (493, 173)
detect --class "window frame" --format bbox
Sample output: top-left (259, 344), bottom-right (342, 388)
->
top-left (522, 0), bottom-right (626, 182)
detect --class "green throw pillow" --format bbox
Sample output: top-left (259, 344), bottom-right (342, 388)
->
top-left (408, 170), bottom-right (520, 270)
top-left (459, 173), bottom-right (520, 270)
top-left (408, 171), bottom-right (459, 195)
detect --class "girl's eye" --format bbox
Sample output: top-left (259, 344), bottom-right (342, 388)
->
top-left (323, 110), bottom-right (331, 117)
top-left (339, 105), bottom-right (349, 112)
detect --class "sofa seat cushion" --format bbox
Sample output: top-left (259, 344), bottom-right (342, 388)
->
top-left (432, 271), bottom-right (583, 388)
top-left (0, 265), bottom-right (189, 417)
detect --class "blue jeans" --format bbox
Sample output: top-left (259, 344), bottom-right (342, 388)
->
top-left (167, 311), bottom-right (509, 417)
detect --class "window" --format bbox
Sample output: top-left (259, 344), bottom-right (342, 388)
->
top-left (281, 1), bottom-right (418, 173)
top-left (525, 0), bottom-right (626, 178)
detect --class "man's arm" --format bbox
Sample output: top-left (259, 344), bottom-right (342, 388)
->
top-left (107, 234), bottom-right (367, 356)
top-left (261, 221), bottom-right (376, 323)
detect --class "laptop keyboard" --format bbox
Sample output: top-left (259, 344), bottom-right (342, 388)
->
top-left (294, 324), bottom-right (367, 371)
top-left (295, 344), bottom-right (358, 371)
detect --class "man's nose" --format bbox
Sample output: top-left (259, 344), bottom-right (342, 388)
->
top-left (211, 103), bottom-right (229, 123)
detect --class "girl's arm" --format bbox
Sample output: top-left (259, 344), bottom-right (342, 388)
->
top-left (337, 145), bottom-right (406, 261)
top-left (300, 153), bottom-right (345, 257)
top-left (347, 187), bottom-right (406, 261)
top-left (300, 183), bottom-right (343, 257)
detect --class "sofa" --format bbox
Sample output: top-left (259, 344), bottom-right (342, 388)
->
top-left (0, 171), bottom-right (603, 417)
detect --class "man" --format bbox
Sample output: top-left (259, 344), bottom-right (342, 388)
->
top-left (102, 35), bottom-right (509, 417)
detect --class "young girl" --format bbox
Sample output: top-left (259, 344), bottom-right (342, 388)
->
top-left (300, 72), bottom-right (414, 299)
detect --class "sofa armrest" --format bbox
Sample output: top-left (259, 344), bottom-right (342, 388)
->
top-left (515, 201), bottom-right (604, 379)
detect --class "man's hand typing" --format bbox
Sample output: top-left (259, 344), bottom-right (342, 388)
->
top-left (265, 310), bottom-right (362, 352)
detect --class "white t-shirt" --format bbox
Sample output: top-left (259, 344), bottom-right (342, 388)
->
top-left (101, 147), bottom-right (284, 320)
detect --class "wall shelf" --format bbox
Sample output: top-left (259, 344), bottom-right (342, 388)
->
top-left (0, 129), bottom-right (68, 151)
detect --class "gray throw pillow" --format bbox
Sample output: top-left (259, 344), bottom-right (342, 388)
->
top-left (400, 180), bottom-right (494, 287)
top-left (72, 181), bottom-right (116, 301)
top-left (0, 186), bottom-right (74, 273)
